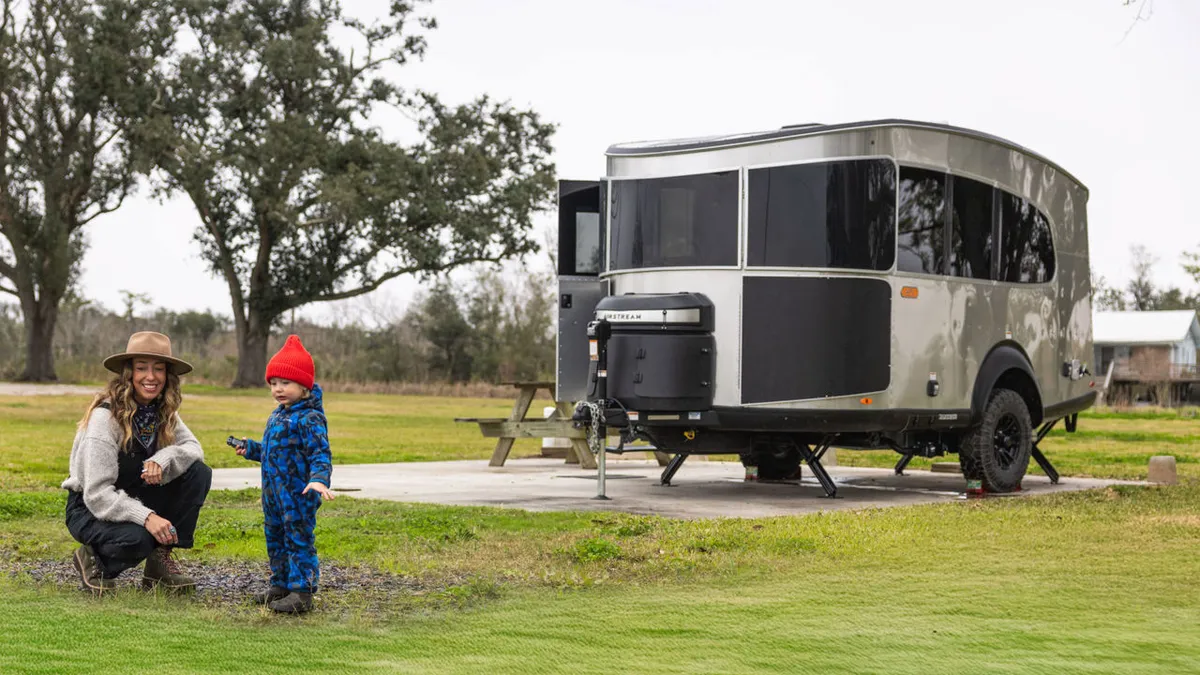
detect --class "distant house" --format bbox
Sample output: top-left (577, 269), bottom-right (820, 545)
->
top-left (1093, 310), bottom-right (1200, 405)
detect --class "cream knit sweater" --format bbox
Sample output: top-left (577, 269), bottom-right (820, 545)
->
top-left (61, 407), bottom-right (204, 526)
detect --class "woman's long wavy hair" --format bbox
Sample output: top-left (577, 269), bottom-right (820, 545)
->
top-left (78, 360), bottom-right (183, 451)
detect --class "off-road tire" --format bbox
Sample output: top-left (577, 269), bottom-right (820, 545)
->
top-left (958, 388), bottom-right (1033, 493)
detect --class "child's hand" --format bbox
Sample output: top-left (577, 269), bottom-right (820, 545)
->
top-left (303, 482), bottom-right (335, 501)
top-left (226, 435), bottom-right (248, 456)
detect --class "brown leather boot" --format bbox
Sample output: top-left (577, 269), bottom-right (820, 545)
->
top-left (142, 546), bottom-right (196, 593)
top-left (72, 545), bottom-right (116, 595)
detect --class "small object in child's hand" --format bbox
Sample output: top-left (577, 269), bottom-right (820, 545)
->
top-left (226, 435), bottom-right (246, 450)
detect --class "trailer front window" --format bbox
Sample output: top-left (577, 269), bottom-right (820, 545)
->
top-left (747, 159), bottom-right (896, 270)
top-left (608, 171), bottom-right (739, 271)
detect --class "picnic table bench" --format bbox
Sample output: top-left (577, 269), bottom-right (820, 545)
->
top-left (455, 381), bottom-right (670, 469)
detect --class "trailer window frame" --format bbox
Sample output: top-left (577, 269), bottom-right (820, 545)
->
top-left (605, 168), bottom-right (742, 273)
top-left (744, 157), bottom-right (898, 273)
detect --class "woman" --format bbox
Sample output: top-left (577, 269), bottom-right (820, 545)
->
top-left (61, 331), bottom-right (211, 594)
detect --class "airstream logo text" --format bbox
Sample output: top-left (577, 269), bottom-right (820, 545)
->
top-left (595, 308), bottom-right (702, 324)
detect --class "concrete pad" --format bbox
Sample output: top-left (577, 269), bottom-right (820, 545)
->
top-left (210, 458), bottom-right (1138, 520)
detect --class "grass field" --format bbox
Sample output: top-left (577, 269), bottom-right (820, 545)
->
top-left (3, 391), bottom-right (1197, 491)
top-left (0, 392), bottom-right (540, 489)
top-left (1, 391), bottom-right (1199, 673)
top-left (1, 485), bottom-right (1198, 672)
top-left (838, 410), bottom-right (1200, 480)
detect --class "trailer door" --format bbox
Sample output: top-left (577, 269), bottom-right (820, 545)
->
top-left (556, 180), bottom-right (609, 403)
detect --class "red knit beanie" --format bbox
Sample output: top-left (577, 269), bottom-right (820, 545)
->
top-left (265, 335), bottom-right (315, 390)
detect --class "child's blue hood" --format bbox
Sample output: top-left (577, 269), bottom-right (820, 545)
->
top-left (280, 382), bottom-right (324, 415)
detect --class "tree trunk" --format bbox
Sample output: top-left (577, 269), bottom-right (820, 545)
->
top-left (19, 298), bottom-right (58, 382)
top-left (232, 313), bottom-right (270, 388)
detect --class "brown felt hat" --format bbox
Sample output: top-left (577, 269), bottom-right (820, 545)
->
top-left (103, 331), bottom-right (193, 376)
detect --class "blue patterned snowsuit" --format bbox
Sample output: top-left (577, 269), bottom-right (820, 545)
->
top-left (243, 384), bottom-right (332, 593)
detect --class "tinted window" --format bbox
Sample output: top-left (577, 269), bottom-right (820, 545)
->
top-left (609, 171), bottom-right (739, 270)
top-left (747, 159), bottom-right (896, 270)
top-left (950, 177), bottom-right (994, 280)
top-left (557, 181), bottom-right (602, 277)
top-left (999, 193), bottom-right (1054, 283)
top-left (897, 167), bottom-right (946, 274)
top-left (574, 211), bottom-right (601, 274)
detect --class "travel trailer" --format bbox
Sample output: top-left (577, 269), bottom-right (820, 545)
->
top-left (556, 120), bottom-right (1095, 496)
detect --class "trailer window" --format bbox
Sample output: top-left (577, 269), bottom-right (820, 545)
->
top-left (950, 176), bottom-right (994, 280)
top-left (897, 167), bottom-right (946, 275)
top-left (998, 193), bottom-right (1054, 283)
top-left (746, 159), bottom-right (896, 270)
top-left (609, 171), bottom-right (739, 270)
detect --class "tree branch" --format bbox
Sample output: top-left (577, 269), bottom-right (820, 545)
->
top-left (297, 253), bottom-right (508, 308)
top-left (0, 281), bottom-right (17, 296)
top-left (1120, 0), bottom-right (1154, 43)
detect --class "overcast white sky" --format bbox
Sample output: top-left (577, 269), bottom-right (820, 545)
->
top-left (76, 0), bottom-right (1199, 322)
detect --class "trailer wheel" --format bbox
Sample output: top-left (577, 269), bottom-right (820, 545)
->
top-left (960, 388), bottom-right (1033, 492)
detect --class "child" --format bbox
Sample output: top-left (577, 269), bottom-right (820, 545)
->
top-left (232, 334), bottom-right (334, 614)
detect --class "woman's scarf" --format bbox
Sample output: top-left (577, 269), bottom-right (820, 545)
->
top-left (132, 402), bottom-right (160, 454)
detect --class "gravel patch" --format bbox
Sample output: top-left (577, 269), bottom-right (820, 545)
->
top-left (1, 554), bottom-right (456, 616)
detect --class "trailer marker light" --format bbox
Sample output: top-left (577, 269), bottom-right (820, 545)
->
top-left (860, 397), bottom-right (873, 405)
top-left (900, 286), bottom-right (919, 299)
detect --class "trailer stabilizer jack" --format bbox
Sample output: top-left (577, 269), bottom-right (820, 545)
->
top-left (1032, 419), bottom-right (1062, 484)
top-left (660, 453), bottom-right (688, 486)
top-left (790, 436), bottom-right (838, 498)
top-left (894, 454), bottom-right (914, 475)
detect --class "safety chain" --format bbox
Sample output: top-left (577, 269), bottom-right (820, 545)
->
top-left (574, 400), bottom-right (604, 458)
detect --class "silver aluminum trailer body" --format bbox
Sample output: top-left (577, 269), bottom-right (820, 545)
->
top-left (555, 120), bottom-right (1095, 494)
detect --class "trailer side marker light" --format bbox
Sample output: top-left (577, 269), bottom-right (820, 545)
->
top-left (860, 397), bottom-right (873, 405)
top-left (900, 286), bottom-right (919, 299)
top-left (1089, 381), bottom-right (1095, 388)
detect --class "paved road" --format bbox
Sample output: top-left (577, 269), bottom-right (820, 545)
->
top-left (210, 457), bottom-right (1133, 520)
top-left (0, 383), bottom-right (96, 396)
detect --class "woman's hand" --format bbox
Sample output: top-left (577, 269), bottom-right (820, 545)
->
top-left (302, 482), bottom-right (335, 501)
top-left (141, 460), bottom-right (163, 486)
top-left (144, 513), bottom-right (178, 545)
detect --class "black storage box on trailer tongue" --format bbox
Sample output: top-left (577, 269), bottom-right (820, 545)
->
top-left (589, 293), bottom-right (715, 412)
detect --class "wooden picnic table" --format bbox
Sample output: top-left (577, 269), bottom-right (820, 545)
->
top-left (455, 381), bottom-right (670, 469)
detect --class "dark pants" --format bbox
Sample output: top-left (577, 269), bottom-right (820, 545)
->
top-left (65, 462), bottom-right (212, 579)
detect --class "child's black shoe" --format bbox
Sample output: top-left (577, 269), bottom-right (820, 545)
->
top-left (268, 591), bottom-right (313, 614)
top-left (251, 585), bottom-right (289, 605)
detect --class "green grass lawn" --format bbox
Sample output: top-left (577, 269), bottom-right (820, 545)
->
top-left (2, 392), bottom-right (1200, 672)
top-left (3, 391), bottom-right (1197, 491)
top-left (1, 484), bottom-right (1198, 673)
top-left (0, 392), bottom-right (552, 489)
top-left (836, 409), bottom-right (1200, 480)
